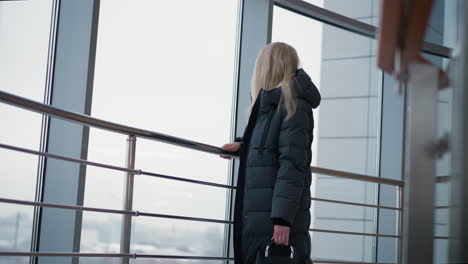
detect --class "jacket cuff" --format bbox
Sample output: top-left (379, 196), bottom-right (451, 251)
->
top-left (271, 217), bottom-right (291, 227)
top-left (234, 137), bottom-right (243, 142)
top-left (271, 197), bottom-right (298, 225)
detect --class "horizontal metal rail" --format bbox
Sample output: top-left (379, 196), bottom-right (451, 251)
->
top-left (274, 0), bottom-right (452, 58)
top-left (311, 197), bottom-right (401, 211)
top-left (0, 198), bottom-right (232, 225)
top-left (0, 252), bottom-right (396, 264)
top-left (434, 236), bottom-right (450, 240)
top-left (0, 252), bottom-right (133, 258)
top-left (313, 260), bottom-right (396, 264)
top-left (0, 90), bottom-right (234, 157)
top-left (0, 141), bottom-right (402, 188)
top-left (0, 143), bottom-right (235, 190)
top-left (312, 167), bottom-right (404, 187)
top-left (1, 197), bottom-right (406, 239)
top-left (436, 175), bottom-right (450, 183)
top-left (0, 252), bottom-right (233, 260)
top-left (0, 143), bottom-right (140, 174)
top-left (0, 91), bottom-right (404, 187)
top-left (310, 228), bottom-right (400, 238)
top-left (140, 170), bottom-right (235, 189)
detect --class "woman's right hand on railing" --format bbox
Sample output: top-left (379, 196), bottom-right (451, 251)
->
top-left (220, 142), bottom-right (241, 159)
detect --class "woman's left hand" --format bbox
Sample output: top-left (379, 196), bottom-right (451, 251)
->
top-left (220, 142), bottom-right (241, 159)
top-left (272, 225), bottom-right (290, 246)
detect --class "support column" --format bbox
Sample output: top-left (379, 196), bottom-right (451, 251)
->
top-left (36, 1), bottom-right (100, 264)
top-left (449, 1), bottom-right (468, 262)
top-left (401, 63), bottom-right (438, 264)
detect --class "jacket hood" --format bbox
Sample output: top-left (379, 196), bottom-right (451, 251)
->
top-left (259, 68), bottom-right (321, 112)
top-left (293, 68), bottom-right (321, 109)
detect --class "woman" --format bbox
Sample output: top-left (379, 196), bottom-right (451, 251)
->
top-left (222, 42), bottom-right (321, 264)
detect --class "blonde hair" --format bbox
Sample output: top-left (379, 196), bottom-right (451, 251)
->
top-left (250, 42), bottom-right (299, 120)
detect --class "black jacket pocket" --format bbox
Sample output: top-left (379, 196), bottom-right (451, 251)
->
top-left (247, 147), bottom-right (277, 167)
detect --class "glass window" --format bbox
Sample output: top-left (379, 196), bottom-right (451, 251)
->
top-left (80, 0), bottom-right (239, 263)
top-left (427, 54), bottom-right (452, 264)
top-left (0, 1), bottom-right (53, 264)
top-left (272, 6), bottom-right (382, 262)
top-left (303, 0), bottom-right (379, 25)
top-left (272, 6), bottom-right (381, 176)
top-left (426, 0), bottom-right (461, 48)
top-left (304, 0), bottom-right (461, 49)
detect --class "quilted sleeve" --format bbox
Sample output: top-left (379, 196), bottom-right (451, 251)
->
top-left (270, 103), bottom-right (311, 225)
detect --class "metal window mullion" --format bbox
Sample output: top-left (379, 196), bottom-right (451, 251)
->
top-left (222, 0), bottom-right (274, 262)
top-left (224, 0), bottom-right (245, 260)
top-left (31, 0), bottom-right (61, 262)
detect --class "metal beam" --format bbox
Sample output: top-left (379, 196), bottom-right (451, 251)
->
top-left (273, 0), bottom-right (452, 58)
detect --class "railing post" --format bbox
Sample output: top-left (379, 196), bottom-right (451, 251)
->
top-left (120, 135), bottom-right (137, 264)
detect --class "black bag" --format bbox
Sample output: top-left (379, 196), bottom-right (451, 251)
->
top-left (255, 242), bottom-right (303, 264)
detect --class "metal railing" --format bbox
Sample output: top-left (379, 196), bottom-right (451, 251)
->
top-left (0, 90), bottom-right (405, 264)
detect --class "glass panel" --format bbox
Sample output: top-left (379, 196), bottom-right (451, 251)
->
top-left (303, 0), bottom-right (379, 25)
top-left (312, 201), bottom-right (377, 234)
top-left (424, 53), bottom-right (452, 264)
top-left (79, 212), bottom-right (122, 264)
top-left (81, 129), bottom-right (126, 262)
top-left (82, 0), bottom-right (239, 263)
top-left (426, 0), bottom-right (461, 48)
top-left (0, 0), bottom-right (52, 263)
top-left (79, 257), bottom-right (121, 264)
top-left (131, 218), bottom-right (226, 262)
top-left (304, 0), bottom-right (461, 49)
top-left (272, 6), bottom-right (382, 262)
top-left (272, 6), bottom-right (381, 177)
top-left (310, 231), bottom-right (385, 263)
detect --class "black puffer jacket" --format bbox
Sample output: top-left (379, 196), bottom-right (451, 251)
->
top-left (233, 69), bottom-right (321, 264)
